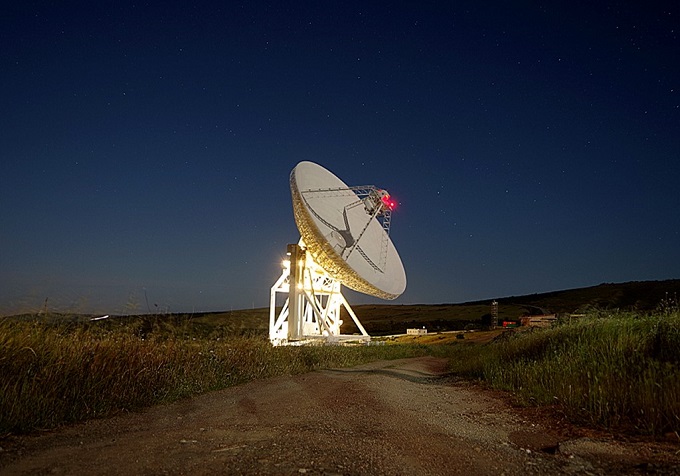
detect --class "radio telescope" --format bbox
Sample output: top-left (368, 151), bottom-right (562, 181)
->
top-left (269, 161), bottom-right (406, 345)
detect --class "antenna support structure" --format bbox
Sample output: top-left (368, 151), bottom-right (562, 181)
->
top-left (269, 240), bottom-right (370, 346)
top-left (267, 161), bottom-right (406, 346)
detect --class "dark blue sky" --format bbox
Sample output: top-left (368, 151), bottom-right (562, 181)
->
top-left (1, 2), bottom-right (678, 315)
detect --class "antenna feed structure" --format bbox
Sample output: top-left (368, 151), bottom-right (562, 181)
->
top-left (362, 188), bottom-right (395, 215)
top-left (269, 162), bottom-right (406, 346)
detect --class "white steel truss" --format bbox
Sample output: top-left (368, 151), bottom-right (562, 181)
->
top-left (269, 240), bottom-right (370, 346)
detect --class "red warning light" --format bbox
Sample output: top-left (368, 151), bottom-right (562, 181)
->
top-left (381, 194), bottom-right (396, 211)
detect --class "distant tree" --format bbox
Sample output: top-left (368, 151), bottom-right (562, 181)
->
top-left (480, 313), bottom-right (493, 329)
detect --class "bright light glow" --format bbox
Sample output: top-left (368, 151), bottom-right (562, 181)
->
top-left (282, 259), bottom-right (290, 268)
top-left (381, 194), bottom-right (396, 210)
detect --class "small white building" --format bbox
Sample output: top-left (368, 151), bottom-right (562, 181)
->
top-left (407, 327), bottom-right (427, 336)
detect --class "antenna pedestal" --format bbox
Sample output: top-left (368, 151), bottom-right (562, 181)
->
top-left (269, 241), bottom-right (370, 346)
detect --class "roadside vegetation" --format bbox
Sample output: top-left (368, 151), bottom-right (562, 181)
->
top-left (447, 305), bottom-right (680, 435)
top-left (0, 318), bottom-right (429, 434)
top-left (1, 300), bottom-right (678, 436)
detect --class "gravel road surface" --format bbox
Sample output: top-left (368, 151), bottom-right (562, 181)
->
top-left (1, 356), bottom-right (678, 475)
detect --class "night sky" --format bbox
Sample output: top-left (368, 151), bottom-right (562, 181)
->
top-left (2, 2), bottom-right (678, 316)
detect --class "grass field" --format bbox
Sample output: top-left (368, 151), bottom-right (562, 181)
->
top-left (1, 284), bottom-right (678, 437)
top-left (447, 310), bottom-right (680, 435)
top-left (0, 318), bottom-right (432, 434)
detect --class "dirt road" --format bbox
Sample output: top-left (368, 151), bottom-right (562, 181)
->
top-left (1, 357), bottom-right (678, 475)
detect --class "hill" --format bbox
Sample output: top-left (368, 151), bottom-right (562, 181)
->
top-left (482, 279), bottom-right (680, 314)
top-left (346, 279), bottom-right (680, 335)
top-left (6, 279), bottom-right (678, 337)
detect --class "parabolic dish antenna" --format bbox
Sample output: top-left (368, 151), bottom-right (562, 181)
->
top-left (269, 161), bottom-right (407, 346)
top-left (291, 161), bottom-right (406, 300)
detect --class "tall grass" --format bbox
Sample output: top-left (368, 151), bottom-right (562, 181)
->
top-left (3, 309), bottom-right (678, 437)
top-left (448, 310), bottom-right (680, 435)
top-left (0, 319), bottom-right (429, 434)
